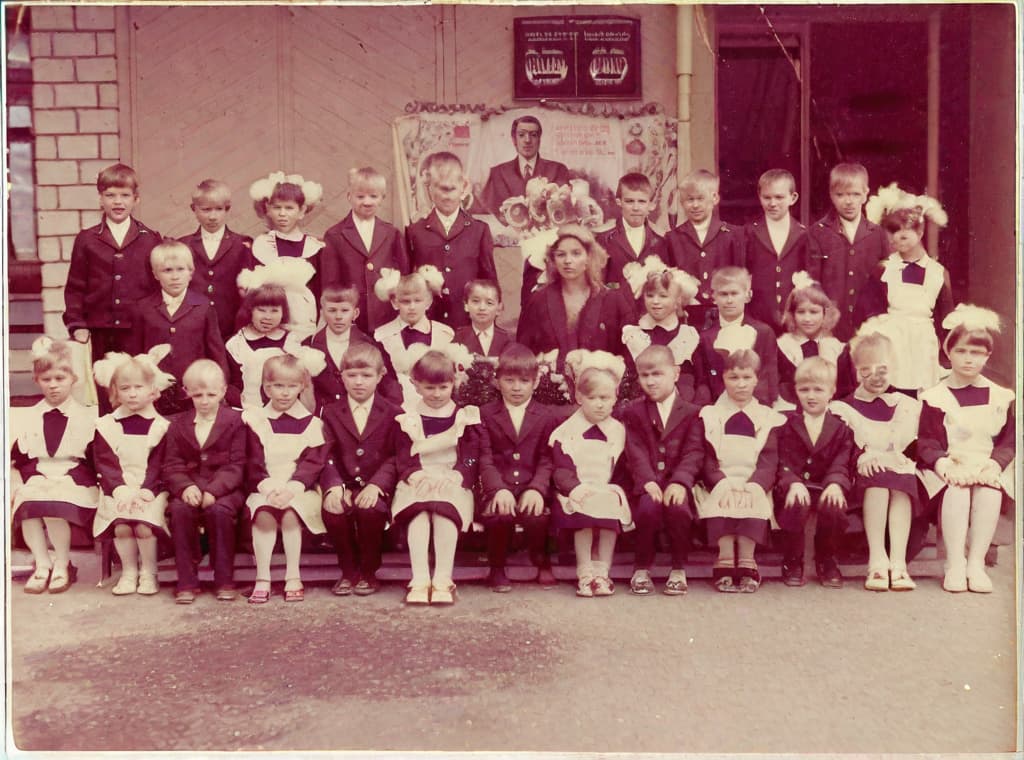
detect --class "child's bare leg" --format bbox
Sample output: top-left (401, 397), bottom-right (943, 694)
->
top-left (887, 492), bottom-right (912, 571)
top-left (573, 529), bottom-right (595, 581)
top-left (941, 486), bottom-right (971, 590)
top-left (406, 511), bottom-right (432, 589)
top-left (966, 486), bottom-right (1002, 592)
top-left (862, 487), bottom-right (891, 571)
top-left (594, 528), bottom-right (616, 579)
top-left (715, 535), bottom-right (736, 568)
top-left (135, 524), bottom-right (158, 575)
top-left (41, 518), bottom-right (71, 571)
top-left (113, 524), bottom-right (138, 574)
top-left (736, 535), bottom-right (757, 569)
top-left (281, 510), bottom-right (303, 590)
top-left (20, 518), bottom-right (52, 572)
top-left (251, 511), bottom-right (278, 592)
top-left (429, 514), bottom-right (459, 590)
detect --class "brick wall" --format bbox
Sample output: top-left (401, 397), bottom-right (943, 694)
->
top-left (30, 5), bottom-right (119, 339)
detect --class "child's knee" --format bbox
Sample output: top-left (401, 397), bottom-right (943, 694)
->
top-left (254, 510), bottom-right (278, 529)
top-left (114, 524), bottom-right (133, 538)
top-left (134, 524), bottom-right (153, 539)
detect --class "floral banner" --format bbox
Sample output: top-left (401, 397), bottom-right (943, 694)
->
top-left (392, 104), bottom-right (678, 247)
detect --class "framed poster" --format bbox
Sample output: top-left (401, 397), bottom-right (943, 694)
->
top-left (514, 16), bottom-right (642, 100)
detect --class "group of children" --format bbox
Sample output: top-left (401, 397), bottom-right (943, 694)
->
top-left (9, 155), bottom-right (1014, 605)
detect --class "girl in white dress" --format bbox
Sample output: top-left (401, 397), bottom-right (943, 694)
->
top-left (777, 272), bottom-right (844, 408)
top-left (242, 172), bottom-right (325, 339)
top-left (549, 349), bottom-right (630, 597)
top-left (391, 347), bottom-right (481, 605)
top-left (225, 283), bottom-right (308, 410)
top-left (857, 184), bottom-right (954, 393)
top-left (830, 331), bottom-right (923, 592)
top-left (91, 346), bottom-right (175, 596)
top-left (11, 338), bottom-right (99, 594)
top-left (918, 305), bottom-right (1014, 593)
top-left (244, 350), bottom-right (328, 604)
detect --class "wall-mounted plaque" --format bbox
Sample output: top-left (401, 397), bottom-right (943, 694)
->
top-left (514, 16), bottom-right (641, 100)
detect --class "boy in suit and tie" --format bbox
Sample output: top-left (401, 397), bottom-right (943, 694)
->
top-left (743, 169), bottom-right (818, 332)
top-left (662, 169), bottom-right (744, 330)
top-left (621, 345), bottom-right (704, 595)
top-left (477, 343), bottom-right (565, 591)
top-left (481, 114), bottom-right (570, 221)
top-left (406, 152), bottom-right (497, 329)
top-left (127, 240), bottom-right (229, 416)
top-left (321, 167), bottom-right (410, 334)
top-left (64, 164), bottom-right (161, 385)
top-left (178, 179), bottom-right (254, 340)
top-left (320, 343), bottom-right (401, 596)
top-left (164, 360), bottom-right (247, 603)
top-left (454, 279), bottom-right (512, 358)
top-left (597, 172), bottom-right (665, 297)
top-left (774, 356), bottom-right (853, 588)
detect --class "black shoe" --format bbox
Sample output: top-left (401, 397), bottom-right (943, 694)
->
top-left (816, 556), bottom-right (844, 589)
top-left (488, 568), bottom-right (512, 593)
top-left (781, 559), bottom-right (806, 587)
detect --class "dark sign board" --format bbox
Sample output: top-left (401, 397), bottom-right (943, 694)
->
top-left (514, 16), bottom-right (641, 100)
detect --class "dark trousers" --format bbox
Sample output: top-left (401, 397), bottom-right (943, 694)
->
top-left (321, 502), bottom-right (388, 580)
top-left (169, 499), bottom-right (240, 590)
top-left (775, 494), bottom-right (847, 562)
top-left (633, 494), bottom-right (694, 569)
top-left (480, 512), bottom-right (551, 569)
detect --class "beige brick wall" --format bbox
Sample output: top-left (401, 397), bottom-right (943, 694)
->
top-left (31, 5), bottom-right (119, 339)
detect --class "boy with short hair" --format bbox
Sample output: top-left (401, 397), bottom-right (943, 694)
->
top-left (128, 239), bottom-right (229, 416)
top-left (597, 172), bottom-right (665, 294)
top-left (320, 343), bottom-right (401, 596)
top-left (662, 169), bottom-right (744, 330)
top-left (743, 169), bottom-right (816, 332)
top-left (322, 167), bottom-right (410, 334)
top-left (808, 163), bottom-right (888, 340)
top-left (178, 179), bottom-right (254, 340)
top-left (454, 279), bottom-right (512, 358)
top-left (303, 284), bottom-right (381, 413)
top-left (775, 356), bottom-right (853, 588)
top-left (621, 345), bottom-right (704, 595)
top-left (406, 152), bottom-right (497, 328)
top-left (164, 360), bottom-right (247, 603)
top-left (64, 163), bottom-right (161, 364)
top-left (696, 266), bottom-right (778, 405)
top-left (477, 343), bottom-right (565, 591)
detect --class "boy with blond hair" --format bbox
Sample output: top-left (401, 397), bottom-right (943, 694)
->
top-left (322, 167), bottom-right (409, 334)
top-left (808, 163), bottom-right (887, 340)
top-left (406, 152), bottom-right (497, 329)
top-left (178, 179), bottom-right (254, 340)
top-left (663, 169), bottom-right (743, 330)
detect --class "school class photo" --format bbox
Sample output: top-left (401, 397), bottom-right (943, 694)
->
top-left (5, 2), bottom-right (1017, 606)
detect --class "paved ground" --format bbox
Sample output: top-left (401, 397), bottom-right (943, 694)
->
top-left (5, 555), bottom-right (1019, 756)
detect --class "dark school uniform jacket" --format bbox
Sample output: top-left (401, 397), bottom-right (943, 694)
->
top-left (775, 410), bottom-right (854, 495)
top-left (162, 406), bottom-right (247, 509)
top-left (742, 215), bottom-right (816, 332)
top-left (621, 394), bottom-right (704, 499)
top-left (302, 325), bottom-right (401, 413)
top-left (64, 217), bottom-right (161, 332)
top-left (178, 226), bottom-right (254, 339)
top-left (127, 289), bottom-right (229, 384)
top-left (516, 284), bottom-right (635, 365)
top-left (807, 211), bottom-right (888, 341)
top-left (597, 220), bottom-right (665, 296)
top-left (320, 393), bottom-right (401, 498)
top-left (321, 213), bottom-right (409, 334)
top-left (481, 156), bottom-right (570, 219)
top-left (696, 316), bottom-right (779, 406)
top-left (662, 213), bottom-right (744, 324)
top-left (406, 208), bottom-right (497, 329)
top-left (478, 398), bottom-right (567, 502)
top-left (453, 324), bottom-right (513, 358)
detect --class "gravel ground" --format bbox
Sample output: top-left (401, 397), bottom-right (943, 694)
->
top-left (5, 558), bottom-right (1019, 755)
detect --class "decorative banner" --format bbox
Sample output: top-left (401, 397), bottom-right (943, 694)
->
top-left (514, 16), bottom-right (642, 100)
top-left (393, 104), bottom-right (678, 247)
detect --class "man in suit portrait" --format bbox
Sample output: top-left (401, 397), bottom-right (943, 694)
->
top-left (481, 115), bottom-right (570, 223)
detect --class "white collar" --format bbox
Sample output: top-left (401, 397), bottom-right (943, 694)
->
top-left (719, 314), bottom-right (744, 329)
top-left (106, 216), bottom-right (131, 237)
top-left (349, 394), bottom-right (375, 412)
top-left (417, 399), bottom-right (456, 417)
top-left (263, 401), bottom-right (309, 419)
top-left (504, 399), bottom-right (529, 414)
top-left (656, 391), bottom-right (678, 412)
top-left (435, 208), bottom-right (460, 230)
top-left (325, 327), bottom-right (352, 343)
top-left (163, 289), bottom-right (187, 308)
top-left (38, 398), bottom-right (76, 415)
top-left (518, 156), bottom-right (535, 175)
top-left (638, 313), bottom-right (680, 331)
top-left (201, 226), bottom-right (225, 242)
top-left (403, 317), bottom-right (431, 334)
top-left (692, 217), bottom-right (712, 233)
top-left (272, 228), bottom-right (304, 242)
top-left (475, 324), bottom-right (494, 338)
top-left (353, 214), bottom-right (375, 229)
top-left (113, 404), bottom-right (157, 420)
top-left (242, 326), bottom-right (286, 340)
top-left (715, 393), bottom-right (753, 415)
top-left (765, 214), bottom-right (791, 230)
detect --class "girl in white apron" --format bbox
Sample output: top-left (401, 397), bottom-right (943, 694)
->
top-left (776, 272), bottom-right (844, 409)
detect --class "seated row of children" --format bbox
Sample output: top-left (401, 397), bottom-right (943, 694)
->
top-left (12, 296), bottom-right (1013, 604)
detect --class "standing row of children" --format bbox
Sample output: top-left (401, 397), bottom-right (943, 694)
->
top-left (10, 154), bottom-right (1013, 605)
